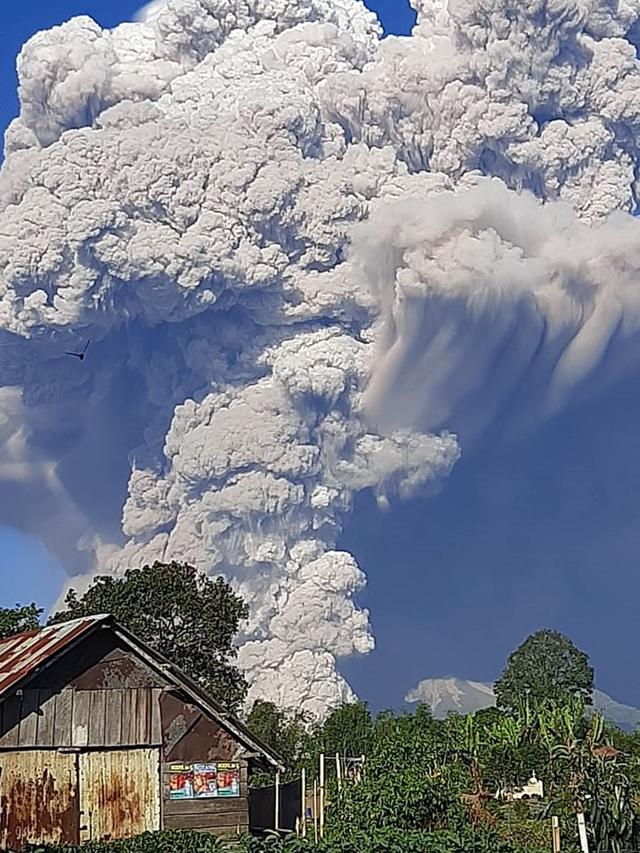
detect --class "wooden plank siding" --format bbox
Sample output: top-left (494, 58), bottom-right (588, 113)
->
top-left (0, 688), bottom-right (163, 750)
top-left (161, 762), bottom-right (249, 836)
top-left (0, 627), bottom-right (276, 843)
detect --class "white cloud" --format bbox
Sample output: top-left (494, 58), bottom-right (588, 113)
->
top-left (3, 0), bottom-right (640, 716)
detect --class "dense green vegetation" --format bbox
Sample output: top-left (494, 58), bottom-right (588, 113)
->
top-left (242, 630), bottom-right (640, 853)
top-left (4, 591), bottom-right (640, 852)
top-left (242, 695), bottom-right (640, 853)
top-left (494, 629), bottom-right (594, 710)
top-left (0, 603), bottom-right (42, 639)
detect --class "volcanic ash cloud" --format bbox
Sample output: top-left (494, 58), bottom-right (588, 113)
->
top-left (3, 0), bottom-right (640, 715)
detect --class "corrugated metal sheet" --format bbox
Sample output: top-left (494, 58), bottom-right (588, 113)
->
top-left (0, 616), bottom-right (108, 701)
top-left (79, 749), bottom-right (160, 842)
top-left (0, 750), bottom-right (79, 848)
top-left (0, 614), bottom-right (284, 770)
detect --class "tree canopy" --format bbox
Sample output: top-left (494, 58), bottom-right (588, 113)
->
top-left (245, 700), bottom-right (310, 775)
top-left (494, 629), bottom-right (594, 710)
top-left (50, 561), bottom-right (249, 711)
top-left (0, 603), bottom-right (42, 639)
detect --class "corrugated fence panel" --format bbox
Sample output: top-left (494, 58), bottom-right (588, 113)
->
top-left (0, 749), bottom-right (79, 848)
top-left (79, 748), bottom-right (161, 842)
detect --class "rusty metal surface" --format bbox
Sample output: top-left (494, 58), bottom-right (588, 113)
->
top-left (0, 614), bottom-right (284, 769)
top-left (74, 653), bottom-right (161, 690)
top-left (160, 691), bottom-right (236, 762)
top-left (0, 750), bottom-right (79, 848)
top-left (79, 748), bottom-right (160, 842)
top-left (0, 616), bottom-right (108, 701)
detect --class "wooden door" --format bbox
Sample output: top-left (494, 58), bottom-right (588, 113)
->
top-left (79, 749), bottom-right (160, 842)
top-left (0, 750), bottom-right (79, 848)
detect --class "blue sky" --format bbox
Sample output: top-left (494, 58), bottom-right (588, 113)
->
top-left (3, 0), bottom-right (640, 712)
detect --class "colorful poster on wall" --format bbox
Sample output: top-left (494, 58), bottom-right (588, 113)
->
top-left (216, 762), bottom-right (240, 797)
top-left (169, 764), bottom-right (194, 800)
top-left (193, 763), bottom-right (218, 798)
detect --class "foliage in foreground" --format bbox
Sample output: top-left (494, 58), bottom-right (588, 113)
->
top-left (4, 827), bottom-right (554, 853)
top-left (8, 830), bottom-right (226, 853)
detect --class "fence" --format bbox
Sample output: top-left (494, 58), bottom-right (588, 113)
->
top-left (249, 778), bottom-right (302, 834)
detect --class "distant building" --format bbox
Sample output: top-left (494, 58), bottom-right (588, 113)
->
top-left (496, 772), bottom-right (544, 802)
top-left (0, 615), bottom-right (283, 848)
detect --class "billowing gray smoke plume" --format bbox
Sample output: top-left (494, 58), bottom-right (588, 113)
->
top-left (3, 0), bottom-right (640, 716)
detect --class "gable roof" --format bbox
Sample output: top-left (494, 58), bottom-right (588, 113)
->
top-left (0, 614), bottom-right (284, 770)
top-left (0, 615), bottom-right (107, 700)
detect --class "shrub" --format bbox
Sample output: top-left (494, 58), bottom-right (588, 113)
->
top-left (6, 829), bottom-right (226, 853)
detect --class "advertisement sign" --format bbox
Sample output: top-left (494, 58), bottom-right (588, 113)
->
top-left (216, 762), bottom-right (241, 797)
top-left (169, 764), bottom-right (194, 800)
top-left (194, 763), bottom-right (218, 798)
top-left (168, 761), bottom-right (240, 799)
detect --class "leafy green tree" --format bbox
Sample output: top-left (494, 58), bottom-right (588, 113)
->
top-left (245, 699), bottom-right (309, 778)
top-left (495, 629), bottom-right (594, 711)
top-left (50, 561), bottom-right (249, 711)
top-left (317, 701), bottom-right (373, 759)
top-left (0, 603), bottom-right (42, 639)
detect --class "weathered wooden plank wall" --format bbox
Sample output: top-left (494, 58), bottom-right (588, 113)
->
top-left (0, 630), bottom-right (261, 841)
top-left (161, 762), bottom-right (249, 835)
top-left (0, 688), bottom-right (162, 749)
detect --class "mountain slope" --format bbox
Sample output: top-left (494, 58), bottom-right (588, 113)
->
top-left (405, 678), bottom-right (640, 730)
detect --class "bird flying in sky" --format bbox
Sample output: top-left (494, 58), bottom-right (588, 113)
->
top-left (65, 340), bottom-right (90, 361)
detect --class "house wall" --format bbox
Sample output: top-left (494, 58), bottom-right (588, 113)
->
top-left (160, 693), bottom-right (249, 835)
top-left (0, 630), bottom-right (253, 841)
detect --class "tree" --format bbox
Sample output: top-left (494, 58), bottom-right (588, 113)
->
top-left (245, 699), bottom-right (309, 779)
top-left (50, 561), bottom-right (249, 711)
top-left (318, 702), bottom-right (373, 759)
top-left (0, 603), bottom-right (42, 639)
top-left (495, 629), bottom-right (594, 711)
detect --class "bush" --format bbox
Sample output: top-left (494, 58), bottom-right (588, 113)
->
top-left (6, 829), bottom-right (226, 853)
top-left (2, 827), bottom-right (557, 853)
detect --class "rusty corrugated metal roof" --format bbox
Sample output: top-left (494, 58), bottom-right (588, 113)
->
top-left (0, 613), bottom-right (285, 770)
top-left (0, 614), bottom-right (109, 701)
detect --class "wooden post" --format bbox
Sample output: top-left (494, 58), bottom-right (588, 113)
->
top-left (551, 816), bottom-right (561, 853)
top-left (577, 813), bottom-right (589, 853)
top-left (319, 753), bottom-right (326, 839)
top-left (275, 771), bottom-right (281, 832)
top-left (301, 768), bottom-right (307, 838)
top-left (313, 779), bottom-right (318, 843)
top-left (336, 753), bottom-right (342, 792)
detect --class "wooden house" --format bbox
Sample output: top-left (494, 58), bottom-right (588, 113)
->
top-left (0, 614), bottom-right (284, 848)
